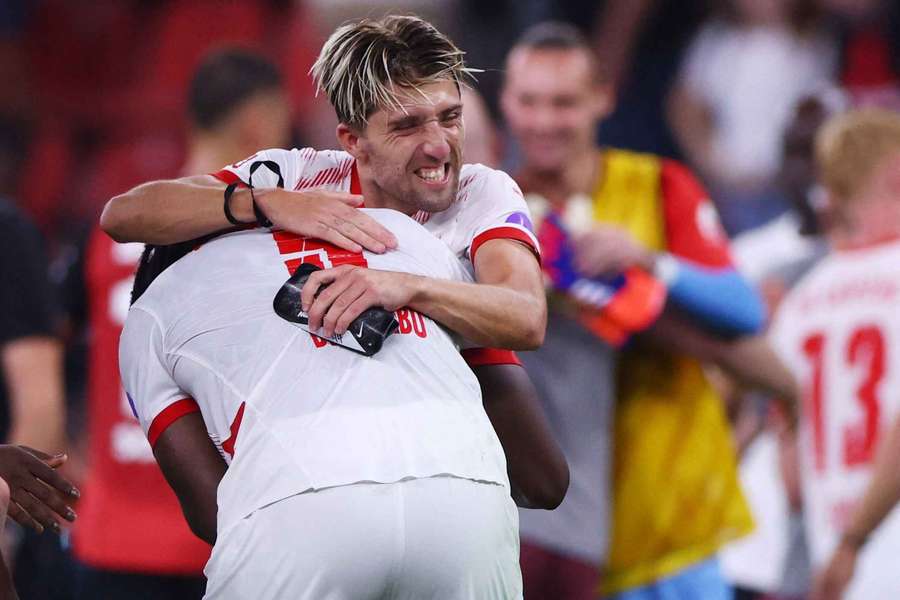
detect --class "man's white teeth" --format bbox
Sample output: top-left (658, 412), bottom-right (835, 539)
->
top-left (417, 166), bottom-right (445, 181)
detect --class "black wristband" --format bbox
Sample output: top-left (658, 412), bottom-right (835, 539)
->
top-left (251, 188), bottom-right (273, 228)
top-left (247, 160), bottom-right (284, 229)
top-left (223, 183), bottom-right (255, 226)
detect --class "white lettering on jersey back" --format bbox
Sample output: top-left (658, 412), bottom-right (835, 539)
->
top-left (120, 209), bottom-right (507, 536)
top-left (770, 240), bottom-right (900, 599)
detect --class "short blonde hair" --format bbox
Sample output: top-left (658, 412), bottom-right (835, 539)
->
top-left (310, 15), bottom-right (476, 129)
top-left (816, 108), bottom-right (900, 204)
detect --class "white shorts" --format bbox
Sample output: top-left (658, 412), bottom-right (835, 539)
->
top-left (204, 475), bottom-right (522, 599)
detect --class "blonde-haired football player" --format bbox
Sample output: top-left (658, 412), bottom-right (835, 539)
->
top-left (106, 14), bottom-right (551, 600)
top-left (770, 108), bottom-right (900, 600)
top-left (101, 15), bottom-right (545, 353)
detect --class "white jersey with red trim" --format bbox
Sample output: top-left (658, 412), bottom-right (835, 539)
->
top-left (214, 147), bottom-right (539, 271)
top-left (770, 239), bottom-right (900, 600)
top-left (119, 209), bottom-right (510, 538)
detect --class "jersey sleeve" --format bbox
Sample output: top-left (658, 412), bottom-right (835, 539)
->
top-left (119, 306), bottom-right (199, 447)
top-left (660, 159), bottom-right (733, 268)
top-left (462, 168), bottom-right (541, 266)
top-left (461, 348), bottom-right (522, 367)
top-left (211, 147), bottom-right (306, 191)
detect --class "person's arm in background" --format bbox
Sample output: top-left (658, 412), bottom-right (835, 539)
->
top-left (811, 412), bottom-right (900, 600)
top-left (591, 0), bottom-right (657, 87)
top-left (0, 204), bottom-right (65, 454)
top-left (812, 412), bottom-right (900, 599)
top-left (572, 162), bottom-right (765, 337)
top-left (2, 340), bottom-right (64, 452)
top-left (642, 308), bottom-right (797, 413)
top-left (152, 412), bottom-right (226, 545)
top-left (661, 160), bottom-right (767, 336)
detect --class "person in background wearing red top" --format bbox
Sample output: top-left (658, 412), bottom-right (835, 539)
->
top-left (69, 48), bottom-right (290, 599)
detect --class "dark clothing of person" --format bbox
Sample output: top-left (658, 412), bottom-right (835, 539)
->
top-left (0, 197), bottom-right (57, 440)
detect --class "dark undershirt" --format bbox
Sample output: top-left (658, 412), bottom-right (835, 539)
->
top-left (0, 198), bottom-right (57, 441)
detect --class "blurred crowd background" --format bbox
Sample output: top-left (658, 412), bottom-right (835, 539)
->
top-left (0, 0), bottom-right (898, 598)
top-left (2, 0), bottom-right (896, 247)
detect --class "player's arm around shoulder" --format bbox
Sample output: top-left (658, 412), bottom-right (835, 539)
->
top-left (100, 174), bottom-right (234, 244)
top-left (302, 235), bottom-right (546, 350)
top-left (302, 167), bottom-right (546, 350)
top-left (412, 166), bottom-right (547, 349)
top-left (100, 148), bottom-right (395, 252)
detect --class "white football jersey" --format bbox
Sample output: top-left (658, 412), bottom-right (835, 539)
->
top-left (770, 239), bottom-right (900, 599)
top-left (120, 210), bottom-right (510, 537)
top-left (214, 147), bottom-right (539, 272)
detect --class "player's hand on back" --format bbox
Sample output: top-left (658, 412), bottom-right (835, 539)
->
top-left (301, 266), bottom-right (420, 338)
top-left (254, 188), bottom-right (398, 254)
top-left (0, 445), bottom-right (79, 534)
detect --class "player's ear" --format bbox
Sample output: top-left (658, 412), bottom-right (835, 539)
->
top-left (336, 123), bottom-right (365, 161)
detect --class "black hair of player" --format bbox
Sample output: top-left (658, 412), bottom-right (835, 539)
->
top-left (512, 21), bottom-right (590, 52)
top-left (130, 234), bottom-right (218, 305)
top-left (188, 47), bottom-right (283, 131)
top-left (509, 21), bottom-right (598, 80)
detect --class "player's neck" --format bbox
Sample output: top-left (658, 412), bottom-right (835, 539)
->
top-left (833, 199), bottom-right (900, 250)
top-left (517, 147), bottom-right (601, 207)
top-left (182, 136), bottom-right (246, 177)
top-left (356, 177), bottom-right (417, 216)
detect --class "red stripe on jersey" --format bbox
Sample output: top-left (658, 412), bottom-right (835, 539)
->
top-left (221, 402), bottom-right (246, 457)
top-left (311, 169), bottom-right (328, 188)
top-left (470, 227), bottom-right (540, 266)
top-left (340, 158), bottom-right (353, 180)
top-left (327, 167), bottom-right (342, 185)
top-left (147, 398), bottom-right (201, 448)
top-left (462, 348), bottom-right (522, 367)
top-left (211, 170), bottom-right (244, 185)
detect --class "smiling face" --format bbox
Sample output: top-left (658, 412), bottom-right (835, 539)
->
top-left (338, 79), bottom-right (465, 214)
top-left (501, 46), bottom-right (610, 175)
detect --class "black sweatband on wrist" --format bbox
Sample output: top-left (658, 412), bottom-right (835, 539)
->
top-left (250, 188), bottom-right (273, 228)
top-left (247, 160), bottom-right (284, 229)
top-left (223, 183), bottom-right (256, 226)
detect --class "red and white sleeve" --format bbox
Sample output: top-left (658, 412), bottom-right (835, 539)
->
top-left (119, 307), bottom-right (200, 448)
top-left (210, 147), bottom-right (306, 190)
top-left (462, 168), bottom-right (541, 267)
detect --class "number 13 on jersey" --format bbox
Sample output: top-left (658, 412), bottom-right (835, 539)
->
top-left (801, 324), bottom-right (886, 473)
